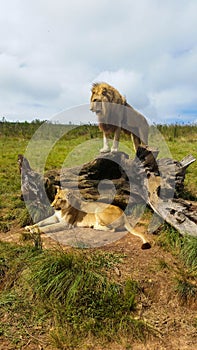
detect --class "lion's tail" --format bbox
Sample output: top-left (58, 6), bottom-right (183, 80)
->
top-left (124, 221), bottom-right (151, 250)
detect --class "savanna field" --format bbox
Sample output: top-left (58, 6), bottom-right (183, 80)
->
top-left (0, 120), bottom-right (197, 350)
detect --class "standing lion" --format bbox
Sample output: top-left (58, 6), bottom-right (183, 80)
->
top-left (90, 82), bottom-right (149, 153)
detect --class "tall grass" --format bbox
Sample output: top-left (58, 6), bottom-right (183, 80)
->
top-left (0, 118), bottom-right (44, 138)
top-left (156, 224), bottom-right (197, 305)
top-left (0, 118), bottom-right (100, 140)
top-left (29, 249), bottom-right (143, 336)
top-left (156, 123), bottom-right (197, 141)
top-left (157, 223), bottom-right (197, 269)
top-left (180, 236), bottom-right (197, 270)
top-left (0, 242), bottom-right (148, 347)
top-left (1, 119), bottom-right (196, 141)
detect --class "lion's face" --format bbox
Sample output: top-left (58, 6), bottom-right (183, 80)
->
top-left (90, 82), bottom-right (126, 121)
top-left (51, 188), bottom-right (70, 210)
top-left (51, 187), bottom-right (81, 211)
top-left (90, 83), bottom-right (109, 118)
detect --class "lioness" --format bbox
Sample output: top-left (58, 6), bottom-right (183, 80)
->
top-left (90, 82), bottom-right (149, 153)
top-left (26, 187), bottom-right (151, 250)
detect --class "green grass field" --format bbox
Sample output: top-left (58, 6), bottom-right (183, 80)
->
top-left (0, 121), bottom-right (197, 349)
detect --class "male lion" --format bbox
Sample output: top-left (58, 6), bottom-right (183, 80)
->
top-left (26, 187), bottom-right (151, 250)
top-left (90, 82), bottom-right (149, 153)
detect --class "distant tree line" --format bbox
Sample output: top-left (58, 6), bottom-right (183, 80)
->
top-left (0, 117), bottom-right (196, 140)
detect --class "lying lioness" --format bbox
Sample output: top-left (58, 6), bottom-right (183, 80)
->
top-left (26, 187), bottom-right (151, 249)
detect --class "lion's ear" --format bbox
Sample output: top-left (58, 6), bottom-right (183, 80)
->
top-left (122, 96), bottom-right (127, 105)
top-left (102, 87), bottom-right (107, 96)
top-left (65, 191), bottom-right (72, 200)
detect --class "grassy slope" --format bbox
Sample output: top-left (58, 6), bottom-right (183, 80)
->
top-left (0, 122), bottom-right (197, 349)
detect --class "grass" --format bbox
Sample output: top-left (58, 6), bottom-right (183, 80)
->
top-left (160, 124), bottom-right (197, 195)
top-left (0, 136), bottom-right (29, 233)
top-left (180, 236), bottom-right (197, 270)
top-left (156, 223), bottom-right (197, 268)
top-left (0, 242), bottom-right (149, 348)
top-left (156, 223), bottom-right (197, 304)
top-left (175, 276), bottom-right (197, 305)
top-left (158, 224), bottom-right (196, 250)
top-left (0, 120), bottom-right (197, 348)
top-left (29, 250), bottom-right (138, 331)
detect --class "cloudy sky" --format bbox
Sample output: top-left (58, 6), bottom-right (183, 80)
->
top-left (0, 0), bottom-right (197, 124)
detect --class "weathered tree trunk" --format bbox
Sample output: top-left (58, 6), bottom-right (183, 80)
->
top-left (18, 147), bottom-right (197, 237)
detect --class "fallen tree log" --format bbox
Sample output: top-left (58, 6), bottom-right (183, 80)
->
top-left (18, 147), bottom-right (197, 237)
top-left (147, 173), bottom-right (197, 237)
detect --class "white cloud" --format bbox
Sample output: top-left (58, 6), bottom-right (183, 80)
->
top-left (0, 0), bottom-right (196, 123)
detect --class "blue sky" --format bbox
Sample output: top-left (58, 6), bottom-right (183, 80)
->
top-left (0, 0), bottom-right (197, 124)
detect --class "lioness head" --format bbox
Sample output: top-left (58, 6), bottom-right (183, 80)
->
top-left (51, 187), bottom-right (81, 211)
top-left (90, 82), bottom-right (126, 121)
top-left (51, 187), bottom-right (69, 210)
